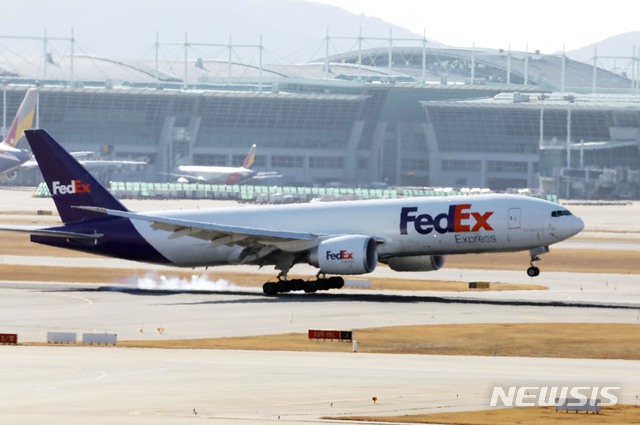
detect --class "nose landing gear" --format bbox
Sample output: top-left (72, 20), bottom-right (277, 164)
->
top-left (526, 246), bottom-right (549, 277)
top-left (527, 256), bottom-right (540, 277)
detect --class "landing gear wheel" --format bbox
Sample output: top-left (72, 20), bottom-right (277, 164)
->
top-left (315, 279), bottom-right (330, 291)
top-left (263, 270), bottom-right (346, 295)
top-left (327, 276), bottom-right (344, 289)
top-left (288, 279), bottom-right (305, 292)
top-left (527, 255), bottom-right (541, 277)
top-left (276, 280), bottom-right (290, 293)
top-left (263, 282), bottom-right (278, 296)
top-left (303, 281), bottom-right (318, 293)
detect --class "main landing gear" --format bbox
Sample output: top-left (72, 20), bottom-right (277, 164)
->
top-left (262, 272), bottom-right (344, 296)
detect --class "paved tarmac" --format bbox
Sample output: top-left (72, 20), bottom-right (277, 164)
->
top-left (0, 275), bottom-right (639, 424)
top-left (1, 345), bottom-right (639, 425)
top-left (0, 188), bottom-right (639, 423)
top-left (1, 276), bottom-right (639, 344)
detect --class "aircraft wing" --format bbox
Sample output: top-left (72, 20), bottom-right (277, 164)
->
top-left (79, 159), bottom-right (148, 169)
top-left (21, 157), bottom-right (147, 171)
top-left (18, 158), bottom-right (37, 169)
top-left (70, 151), bottom-right (95, 158)
top-left (161, 172), bottom-right (208, 183)
top-left (253, 171), bottom-right (283, 180)
top-left (75, 207), bottom-right (323, 248)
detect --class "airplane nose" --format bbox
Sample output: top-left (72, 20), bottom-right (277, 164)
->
top-left (572, 215), bottom-right (585, 235)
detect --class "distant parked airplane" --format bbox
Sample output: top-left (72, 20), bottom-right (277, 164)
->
top-left (21, 151), bottom-right (147, 171)
top-left (168, 144), bottom-right (280, 184)
top-left (0, 88), bottom-right (38, 182)
top-left (1, 129), bottom-right (584, 296)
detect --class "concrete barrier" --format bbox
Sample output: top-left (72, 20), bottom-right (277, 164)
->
top-left (47, 332), bottom-right (77, 344)
top-left (82, 333), bottom-right (117, 345)
top-left (308, 330), bottom-right (353, 341)
top-left (344, 279), bottom-right (371, 289)
top-left (0, 333), bottom-right (17, 345)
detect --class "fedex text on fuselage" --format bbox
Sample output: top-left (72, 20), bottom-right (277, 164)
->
top-left (400, 204), bottom-right (494, 236)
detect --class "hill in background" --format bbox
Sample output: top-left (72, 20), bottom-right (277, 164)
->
top-left (566, 31), bottom-right (640, 76)
top-left (0, 0), bottom-right (634, 72)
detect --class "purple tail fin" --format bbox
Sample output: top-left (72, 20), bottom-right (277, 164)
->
top-left (24, 129), bottom-right (127, 223)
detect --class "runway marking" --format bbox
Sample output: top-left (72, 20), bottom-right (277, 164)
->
top-left (33, 368), bottom-right (107, 391)
top-left (520, 315), bottom-right (551, 322)
top-left (49, 292), bottom-right (94, 305)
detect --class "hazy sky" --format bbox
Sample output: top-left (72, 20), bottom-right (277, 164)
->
top-left (310, 0), bottom-right (638, 53)
top-left (1, 0), bottom-right (636, 62)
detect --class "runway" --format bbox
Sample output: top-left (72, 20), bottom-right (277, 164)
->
top-left (1, 277), bottom-right (639, 344)
top-left (2, 345), bottom-right (639, 425)
top-left (0, 189), bottom-right (639, 423)
top-left (1, 252), bottom-right (638, 307)
top-left (1, 276), bottom-right (639, 423)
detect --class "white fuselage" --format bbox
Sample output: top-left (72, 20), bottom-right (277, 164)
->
top-left (0, 142), bottom-right (31, 175)
top-left (175, 165), bottom-right (254, 184)
top-left (129, 194), bottom-right (584, 268)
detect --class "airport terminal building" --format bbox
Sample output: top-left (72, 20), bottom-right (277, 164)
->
top-left (2, 36), bottom-right (639, 197)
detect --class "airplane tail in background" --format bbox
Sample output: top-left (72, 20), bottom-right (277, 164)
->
top-left (242, 144), bottom-right (257, 169)
top-left (3, 88), bottom-right (38, 148)
top-left (24, 129), bottom-right (128, 223)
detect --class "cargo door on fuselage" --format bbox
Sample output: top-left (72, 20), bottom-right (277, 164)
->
top-left (508, 208), bottom-right (521, 229)
top-left (507, 207), bottom-right (521, 243)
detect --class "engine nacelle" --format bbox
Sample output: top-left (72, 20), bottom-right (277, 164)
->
top-left (0, 170), bottom-right (18, 183)
top-left (309, 235), bottom-right (377, 275)
top-left (386, 255), bottom-right (445, 272)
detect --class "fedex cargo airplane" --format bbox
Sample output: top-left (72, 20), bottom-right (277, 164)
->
top-left (1, 129), bottom-right (584, 295)
top-left (169, 144), bottom-right (280, 184)
top-left (0, 88), bottom-right (38, 182)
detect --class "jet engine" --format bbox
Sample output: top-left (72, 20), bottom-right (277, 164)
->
top-left (309, 235), bottom-right (377, 275)
top-left (386, 255), bottom-right (445, 272)
top-left (0, 171), bottom-right (18, 183)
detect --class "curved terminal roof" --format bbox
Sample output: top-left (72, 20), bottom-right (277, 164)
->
top-left (0, 46), bottom-right (632, 92)
top-left (325, 47), bottom-right (632, 90)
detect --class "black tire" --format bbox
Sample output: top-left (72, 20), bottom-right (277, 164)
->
top-left (526, 266), bottom-right (540, 277)
top-left (316, 278), bottom-right (331, 291)
top-left (263, 282), bottom-right (278, 295)
top-left (276, 280), bottom-right (290, 293)
top-left (328, 276), bottom-right (344, 289)
top-left (288, 279), bottom-right (305, 292)
top-left (303, 281), bottom-right (317, 293)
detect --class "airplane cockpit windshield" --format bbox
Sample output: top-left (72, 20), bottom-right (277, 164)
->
top-left (551, 210), bottom-right (573, 217)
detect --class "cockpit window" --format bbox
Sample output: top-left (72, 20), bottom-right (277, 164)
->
top-left (551, 210), bottom-right (573, 217)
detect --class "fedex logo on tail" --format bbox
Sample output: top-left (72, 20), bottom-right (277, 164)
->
top-left (400, 204), bottom-right (493, 235)
top-left (51, 180), bottom-right (91, 195)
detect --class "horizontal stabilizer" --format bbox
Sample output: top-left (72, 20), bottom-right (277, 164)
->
top-left (0, 225), bottom-right (103, 240)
